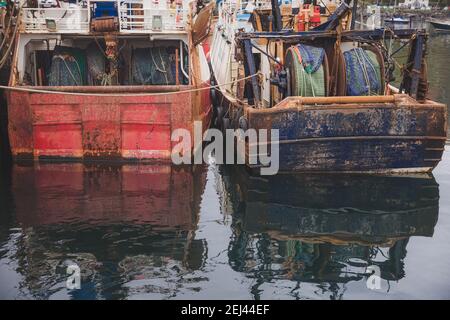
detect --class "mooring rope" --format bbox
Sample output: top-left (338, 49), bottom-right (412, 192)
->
top-left (0, 73), bottom-right (263, 97)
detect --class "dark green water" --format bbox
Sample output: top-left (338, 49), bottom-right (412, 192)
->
top-left (0, 31), bottom-right (449, 300)
top-left (1, 156), bottom-right (450, 299)
top-left (427, 32), bottom-right (450, 126)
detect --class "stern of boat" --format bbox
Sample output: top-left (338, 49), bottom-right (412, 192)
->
top-left (242, 94), bottom-right (447, 173)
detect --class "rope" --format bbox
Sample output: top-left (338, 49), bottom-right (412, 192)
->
top-left (354, 48), bottom-right (371, 95)
top-left (0, 73), bottom-right (263, 97)
top-left (0, 4), bottom-right (22, 69)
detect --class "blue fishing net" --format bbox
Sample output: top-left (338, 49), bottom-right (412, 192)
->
top-left (86, 43), bottom-right (106, 86)
top-left (48, 46), bottom-right (87, 86)
top-left (296, 44), bottom-right (325, 74)
top-left (344, 47), bottom-right (381, 96)
top-left (132, 47), bottom-right (175, 85)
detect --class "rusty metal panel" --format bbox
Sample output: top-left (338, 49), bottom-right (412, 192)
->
top-left (32, 103), bottom-right (82, 158)
top-left (7, 91), bottom-right (33, 158)
top-left (239, 95), bottom-right (448, 172)
top-left (171, 91), bottom-right (194, 150)
top-left (6, 84), bottom-right (211, 161)
top-left (82, 104), bottom-right (121, 158)
top-left (121, 103), bottom-right (172, 160)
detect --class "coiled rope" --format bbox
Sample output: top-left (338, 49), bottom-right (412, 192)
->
top-left (0, 3), bottom-right (22, 69)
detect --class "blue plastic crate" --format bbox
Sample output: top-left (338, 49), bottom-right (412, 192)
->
top-left (93, 1), bottom-right (118, 18)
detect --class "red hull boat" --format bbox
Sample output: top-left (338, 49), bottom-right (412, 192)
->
top-left (5, 1), bottom-right (214, 161)
top-left (7, 84), bottom-right (211, 160)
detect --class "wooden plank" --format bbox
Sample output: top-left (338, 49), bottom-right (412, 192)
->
top-left (237, 28), bottom-right (425, 41)
top-left (291, 95), bottom-right (396, 105)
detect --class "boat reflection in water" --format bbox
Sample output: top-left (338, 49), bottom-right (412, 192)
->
top-left (219, 166), bottom-right (439, 299)
top-left (2, 163), bottom-right (207, 299)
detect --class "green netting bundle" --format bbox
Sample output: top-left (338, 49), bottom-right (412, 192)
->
top-left (86, 42), bottom-right (106, 86)
top-left (285, 44), bottom-right (326, 97)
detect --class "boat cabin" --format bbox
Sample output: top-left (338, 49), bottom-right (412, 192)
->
top-left (5, 0), bottom-right (214, 161)
top-left (12, 0), bottom-right (212, 87)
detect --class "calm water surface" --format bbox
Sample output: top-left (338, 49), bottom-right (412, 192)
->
top-left (0, 32), bottom-right (449, 300)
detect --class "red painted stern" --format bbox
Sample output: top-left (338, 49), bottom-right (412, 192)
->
top-left (6, 85), bottom-right (211, 161)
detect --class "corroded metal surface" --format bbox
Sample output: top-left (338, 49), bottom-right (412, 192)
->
top-left (6, 84), bottom-right (211, 160)
top-left (219, 92), bottom-right (447, 172)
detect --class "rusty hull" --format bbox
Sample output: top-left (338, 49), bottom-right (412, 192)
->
top-left (6, 84), bottom-right (211, 161)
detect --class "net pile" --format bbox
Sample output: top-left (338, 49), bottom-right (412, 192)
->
top-left (48, 46), bottom-right (87, 86)
top-left (86, 43), bottom-right (106, 86)
top-left (132, 47), bottom-right (175, 85)
top-left (344, 47), bottom-right (382, 96)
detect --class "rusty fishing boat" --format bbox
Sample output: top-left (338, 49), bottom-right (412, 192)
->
top-left (209, 0), bottom-right (447, 173)
top-left (5, 0), bottom-right (214, 161)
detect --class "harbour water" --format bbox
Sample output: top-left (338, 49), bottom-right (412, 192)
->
top-left (0, 31), bottom-right (449, 300)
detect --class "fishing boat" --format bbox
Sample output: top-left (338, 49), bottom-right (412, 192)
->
top-left (4, 0), bottom-right (214, 161)
top-left (428, 19), bottom-right (450, 30)
top-left (384, 16), bottom-right (410, 25)
top-left (209, 0), bottom-right (447, 173)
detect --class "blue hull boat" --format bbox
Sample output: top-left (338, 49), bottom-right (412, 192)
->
top-left (209, 0), bottom-right (447, 173)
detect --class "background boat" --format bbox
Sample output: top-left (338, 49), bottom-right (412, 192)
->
top-left (429, 19), bottom-right (450, 30)
top-left (384, 16), bottom-right (411, 24)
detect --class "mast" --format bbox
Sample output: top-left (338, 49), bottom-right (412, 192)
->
top-left (351, 0), bottom-right (359, 29)
top-left (271, 0), bottom-right (282, 32)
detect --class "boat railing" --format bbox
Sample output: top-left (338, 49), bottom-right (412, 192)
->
top-left (118, 7), bottom-right (188, 33)
top-left (220, 0), bottom-right (273, 14)
top-left (22, 8), bottom-right (90, 33)
top-left (219, 0), bottom-right (270, 38)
